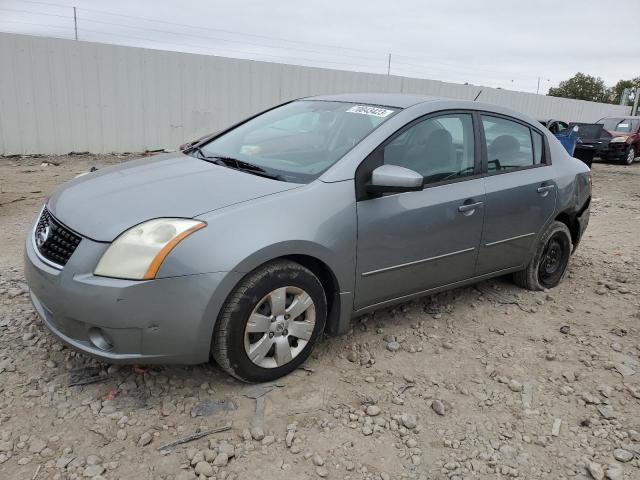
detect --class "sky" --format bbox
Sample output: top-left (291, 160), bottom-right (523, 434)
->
top-left (0, 0), bottom-right (638, 94)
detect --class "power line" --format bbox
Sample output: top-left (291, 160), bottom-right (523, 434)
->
top-left (391, 59), bottom-right (537, 83)
top-left (0, 19), bottom-right (73, 32)
top-left (14, 0), bottom-right (385, 58)
top-left (0, 6), bottom-right (386, 63)
top-left (3, 1), bottom-right (555, 83)
top-left (393, 54), bottom-right (518, 76)
top-left (0, 19), bottom-right (386, 73)
top-left (1, 6), bottom-right (533, 81)
top-left (0, 0), bottom-right (556, 91)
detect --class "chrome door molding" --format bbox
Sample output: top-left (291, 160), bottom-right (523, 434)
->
top-left (484, 232), bottom-right (537, 248)
top-left (355, 265), bottom-right (522, 313)
top-left (361, 247), bottom-right (476, 277)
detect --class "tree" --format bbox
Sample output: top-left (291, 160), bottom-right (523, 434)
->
top-left (609, 77), bottom-right (640, 105)
top-left (548, 73), bottom-right (608, 102)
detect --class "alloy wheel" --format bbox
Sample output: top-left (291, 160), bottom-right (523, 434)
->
top-left (244, 286), bottom-right (316, 368)
top-left (626, 147), bottom-right (635, 165)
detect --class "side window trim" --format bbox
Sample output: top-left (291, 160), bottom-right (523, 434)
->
top-left (478, 111), bottom-right (552, 176)
top-left (355, 109), bottom-right (482, 201)
top-left (531, 129), bottom-right (545, 166)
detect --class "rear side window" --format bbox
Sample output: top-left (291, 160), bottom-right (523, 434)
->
top-left (482, 115), bottom-right (535, 171)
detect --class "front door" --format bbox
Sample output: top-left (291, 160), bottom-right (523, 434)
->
top-left (354, 112), bottom-right (486, 309)
top-left (476, 114), bottom-right (557, 274)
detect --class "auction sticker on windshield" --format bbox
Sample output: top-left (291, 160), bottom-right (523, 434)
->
top-left (347, 105), bottom-right (395, 117)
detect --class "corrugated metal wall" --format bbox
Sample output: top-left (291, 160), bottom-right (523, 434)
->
top-left (0, 32), bottom-right (631, 155)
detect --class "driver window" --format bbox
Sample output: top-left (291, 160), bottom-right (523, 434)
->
top-left (383, 113), bottom-right (475, 185)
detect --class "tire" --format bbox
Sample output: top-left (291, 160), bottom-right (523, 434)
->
top-left (513, 221), bottom-right (573, 291)
top-left (212, 260), bottom-right (326, 382)
top-left (623, 146), bottom-right (635, 165)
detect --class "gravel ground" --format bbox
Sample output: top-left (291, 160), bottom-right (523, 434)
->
top-left (0, 154), bottom-right (639, 480)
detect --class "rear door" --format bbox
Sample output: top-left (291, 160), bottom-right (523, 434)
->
top-left (476, 114), bottom-right (556, 274)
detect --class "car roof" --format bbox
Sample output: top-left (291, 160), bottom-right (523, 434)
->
top-left (303, 92), bottom-right (443, 109)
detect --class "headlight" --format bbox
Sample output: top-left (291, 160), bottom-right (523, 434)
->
top-left (94, 218), bottom-right (206, 280)
top-left (610, 136), bottom-right (628, 143)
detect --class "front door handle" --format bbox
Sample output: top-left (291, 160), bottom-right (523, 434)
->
top-left (537, 184), bottom-right (555, 195)
top-left (458, 201), bottom-right (483, 215)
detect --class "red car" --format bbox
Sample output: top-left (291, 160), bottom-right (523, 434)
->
top-left (596, 116), bottom-right (640, 165)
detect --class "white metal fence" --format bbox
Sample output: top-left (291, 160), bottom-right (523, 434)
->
top-left (0, 32), bottom-right (631, 155)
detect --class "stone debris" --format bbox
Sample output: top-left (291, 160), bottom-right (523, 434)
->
top-left (137, 432), bottom-right (153, 447)
top-left (385, 341), bottom-right (401, 352)
top-left (614, 363), bottom-right (636, 377)
top-left (285, 423), bottom-right (296, 448)
top-left (587, 462), bottom-right (605, 480)
top-left (606, 465), bottom-right (623, 480)
top-left (0, 157), bottom-right (639, 479)
top-left (612, 448), bottom-right (633, 463)
top-left (431, 399), bottom-right (446, 416)
top-left (597, 404), bottom-right (616, 419)
top-left (366, 405), bottom-right (381, 416)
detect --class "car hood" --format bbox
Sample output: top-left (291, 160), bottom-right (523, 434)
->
top-left (605, 130), bottom-right (631, 139)
top-left (47, 152), bottom-right (301, 242)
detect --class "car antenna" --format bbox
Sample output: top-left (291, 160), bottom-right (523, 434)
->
top-left (474, 90), bottom-right (483, 101)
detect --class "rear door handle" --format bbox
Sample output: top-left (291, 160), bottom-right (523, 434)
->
top-left (458, 201), bottom-right (483, 214)
top-left (537, 184), bottom-right (555, 195)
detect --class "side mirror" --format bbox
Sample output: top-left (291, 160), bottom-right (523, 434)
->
top-left (366, 164), bottom-right (423, 194)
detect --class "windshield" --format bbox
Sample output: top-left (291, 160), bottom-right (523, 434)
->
top-left (597, 118), bottom-right (639, 133)
top-left (569, 123), bottom-right (605, 140)
top-left (194, 100), bottom-right (398, 183)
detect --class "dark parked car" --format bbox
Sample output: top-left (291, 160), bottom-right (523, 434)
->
top-left (25, 93), bottom-right (591, 382)
top-left (568, 117), bottom-right (640, 166)
top-left (569, 123), bottom-right (606, 168)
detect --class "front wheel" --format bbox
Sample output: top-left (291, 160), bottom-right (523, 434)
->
top-left (212, 260), bottom-right (326, 382)
top-left (513, 221), bottom-right (573, 291)
top-left (623, 146), bottom-right (636, 165)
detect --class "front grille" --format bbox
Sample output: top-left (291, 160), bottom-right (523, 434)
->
top-left (34, 207), bottom-right (82, 267)
top-left (608, 143), bottom-right (626, 154)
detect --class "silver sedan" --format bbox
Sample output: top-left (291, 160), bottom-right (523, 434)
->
top-left (24, 93), bottom-right (591, 382)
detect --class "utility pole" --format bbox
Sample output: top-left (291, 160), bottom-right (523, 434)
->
top-left (620, 88), bottom-right (631, 106)
top-left (73, 7), bottom-right (78, 40)
top-left (536, 77), bottom-right (550, 95)
top-left (632, 88), bottom-right (640, 116)
top-left (387, 53), bottom-right (391, 76)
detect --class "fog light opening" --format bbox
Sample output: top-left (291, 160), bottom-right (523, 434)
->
top-left (88, 327), bottom-right (114, 352)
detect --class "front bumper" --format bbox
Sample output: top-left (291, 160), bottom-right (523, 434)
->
top-left (601, 142), bottom-right (628, 161)
top-left (24, 229), bottom-right (241, 365)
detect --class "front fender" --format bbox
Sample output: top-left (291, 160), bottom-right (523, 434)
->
top-left (156, 180), bottom-right (358, 296)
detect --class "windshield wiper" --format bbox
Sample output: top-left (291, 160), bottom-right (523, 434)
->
top-left (197, 153), bottom-right (285, 181)
top-left (209, 156), bottom-right (266, 172)
top-left (188, 145), bottom-right (207, 158)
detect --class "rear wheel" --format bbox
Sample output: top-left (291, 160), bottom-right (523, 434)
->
top-left (623, 146), bottom-right (635, 165)
top-left (212, 260), bottom-right (326, 382)
top-left (513, 221), bottom-right (572, 291)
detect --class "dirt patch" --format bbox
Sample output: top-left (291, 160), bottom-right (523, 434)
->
top-left (1, 155), bottom-right (639, 480)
